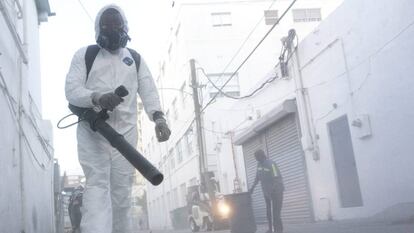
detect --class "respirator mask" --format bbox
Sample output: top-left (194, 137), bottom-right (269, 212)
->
top-left (97, 9), bottom-right (130, 51)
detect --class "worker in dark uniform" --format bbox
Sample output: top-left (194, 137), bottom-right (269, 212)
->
top-left (249, 149), bottom-right (284, 233)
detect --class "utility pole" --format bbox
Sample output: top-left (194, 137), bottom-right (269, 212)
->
top-left (190, 59), bottom-right (207, 182)
top-left (190, 59), bottom-right (218, 216)
top-left (190, 59), bottom-right (224, 222)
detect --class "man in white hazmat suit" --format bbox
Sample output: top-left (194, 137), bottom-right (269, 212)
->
top-left (65, 5), bottom-right (171, 233)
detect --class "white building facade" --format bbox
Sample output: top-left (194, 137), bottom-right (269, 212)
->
top-left (140, 0), bottom-right (343, 229)
top-left (0, 0), bottom-right (54, 233)
top-left (230, 0), bottom-right (414, 224)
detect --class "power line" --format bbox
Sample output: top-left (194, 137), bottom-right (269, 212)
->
top-left (202, 125), bottom-right (249, 136)
top-left (313, 18), bottom-right (414, 122)
top-left (201, 126), bottom-right (226, 135)
top-left (77, 0), bottom-right (94, 22)
top-left (197, 44), bottom-right (296, 100)
top-left (201, 0), bottom-right (298, 113)
top-left (158, 87), bottom-right (193, 96)
top-left (199, 14), bottom-right (414, 124)
top-left (307, 19), bottom-right (414, 90)
top-left (198, 66), bottom-right (279, 99)
top-left (0, 70), bottom-right (52, 170)
top-left (27, 97), bottom-right (55, 153)
top-left (211, 0), bottom-right (280, 87)
top-left (164, 1), bottom-right (298, 143)
top-left (314, 56), bottom-right (373, 122)
top-left (154, 0), bottom-right (281, 164)
top-left (196, 16), bottom-right (297, 100)
top-left (143, 1), bottom-right (287, 160)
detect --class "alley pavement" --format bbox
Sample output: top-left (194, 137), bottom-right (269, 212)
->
top-left (138, 204), bottom-right (414, 233)
top-left (139, 221), bottom-right (414, 233)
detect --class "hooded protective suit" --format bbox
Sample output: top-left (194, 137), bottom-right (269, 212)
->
top-left (65, 5), bottom-right (161, 233)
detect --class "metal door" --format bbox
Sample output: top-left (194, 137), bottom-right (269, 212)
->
top-left (328, 115), bottom-right (363, 207)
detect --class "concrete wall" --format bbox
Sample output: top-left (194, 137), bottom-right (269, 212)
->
top-left (0, 1), bottom-right (54, 232)
top-left (230, 0), bottom-right (414, 221)
top-left (142, 0), bottom-right (344, 229)
top-left (297, 0), bottom-right (414, 220)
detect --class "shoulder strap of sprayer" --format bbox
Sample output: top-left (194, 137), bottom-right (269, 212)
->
top-left (85, 45), bottom-right (100, 81)
top-left (84, 45), bottom-right (141, 82)
top-left (127, 48), bottom-right (141, 75)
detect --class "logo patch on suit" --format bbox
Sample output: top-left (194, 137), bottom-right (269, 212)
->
top-left (123, 57), bottom-right (134, 66)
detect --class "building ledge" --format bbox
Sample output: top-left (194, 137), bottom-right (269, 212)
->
top-left (234, 99), bottom-right (297, 145)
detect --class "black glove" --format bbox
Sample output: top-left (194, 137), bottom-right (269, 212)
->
top-left (155, 118), bottom-right (171, 142)
top-left (93, 92), bottom-right (123, 111)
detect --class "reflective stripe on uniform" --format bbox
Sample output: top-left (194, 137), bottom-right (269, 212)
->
top-left (258, 167), bottom-right (271, 172)
top-left (272, 164), bottom-right (278, 177)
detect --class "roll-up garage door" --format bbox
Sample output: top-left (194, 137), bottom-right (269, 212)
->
top-left (243, 114), bottom-right (313, 224)
top-left (265, 114), bottom-right (313, 223)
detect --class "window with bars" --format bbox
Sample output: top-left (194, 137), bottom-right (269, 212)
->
top-left (211, 12), bottom-right (232, 27)
top-left (264, 10), bottom-right (278, 25)
top-left (206, 73), bottom-right (240, 99)
top-left (292, 8), bottom-right (322, 22)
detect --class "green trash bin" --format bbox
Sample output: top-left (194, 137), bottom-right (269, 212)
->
top-left (170, 206), bottom-right (189, 230)
top-left (225, 192), bottom-right (256, 233)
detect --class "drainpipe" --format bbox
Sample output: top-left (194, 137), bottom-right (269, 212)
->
top-left (288, 29), bottom-right (320, 160)
top-left (228, 131), bottom-right (242, 193)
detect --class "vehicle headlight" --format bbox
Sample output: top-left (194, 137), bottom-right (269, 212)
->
top-left (217, 201), bottom-right (231, 218)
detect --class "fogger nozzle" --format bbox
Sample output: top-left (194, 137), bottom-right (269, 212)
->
top-left (68, 85), bottom-right (164, 186)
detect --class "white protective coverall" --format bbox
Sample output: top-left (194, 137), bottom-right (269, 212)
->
top-left (65, 5), bottom-right (161, 233)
